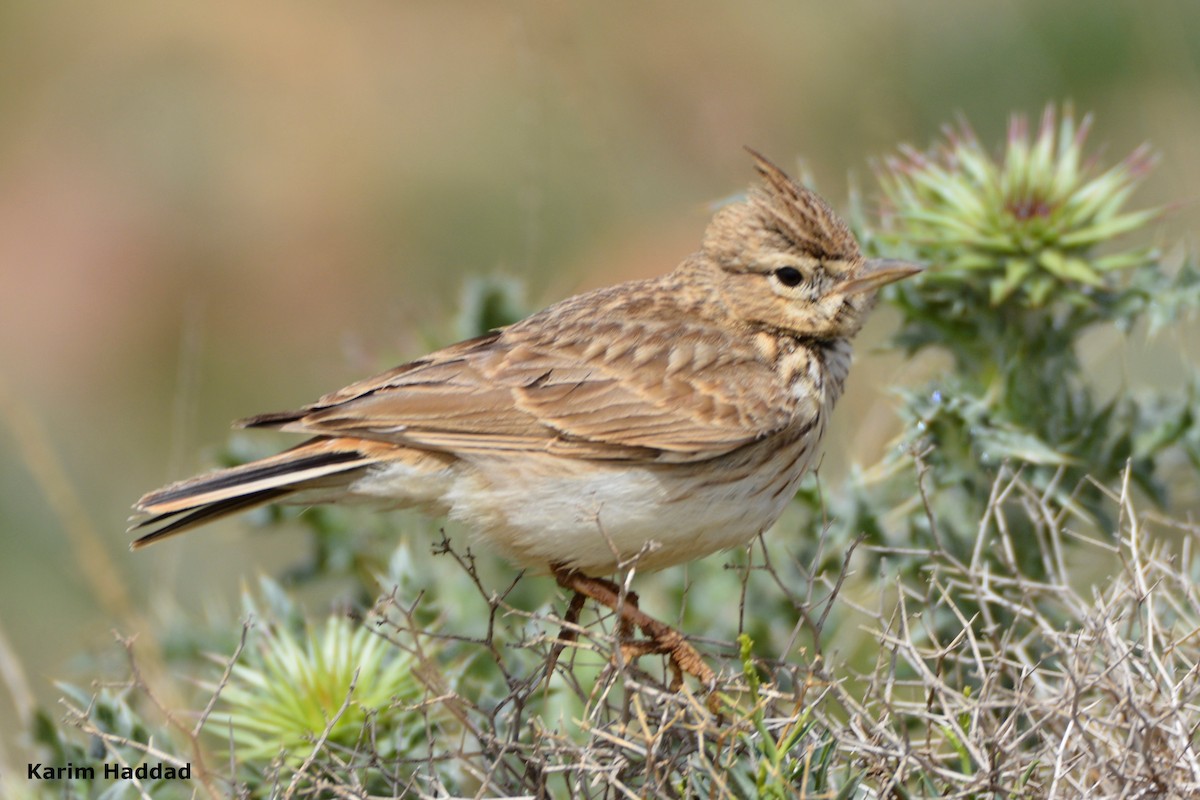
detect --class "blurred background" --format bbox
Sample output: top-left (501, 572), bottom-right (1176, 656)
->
top-left (2, 0), bottom-right (1199, 753)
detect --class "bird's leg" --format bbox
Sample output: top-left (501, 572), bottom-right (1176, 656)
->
top-left (552, 568), bottom-right (716, 692)
top-left (615, 587), bottom-right (640, 643)
top-left (544, 581), bottom-right (642, 684)
top-left (544, 590), bottom-right (588, 680)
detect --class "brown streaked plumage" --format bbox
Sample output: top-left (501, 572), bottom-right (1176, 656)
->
top-left (131, 149), bottom-right (920, 692)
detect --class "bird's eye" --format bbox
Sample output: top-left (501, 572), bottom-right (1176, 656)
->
top-left (773, 267), bottom-right (803, 287)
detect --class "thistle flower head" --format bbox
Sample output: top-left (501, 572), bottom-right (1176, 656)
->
top-left (878, 104), bottom-right (1158, 306)
top-left (205, 614), bottom-right (425, 765)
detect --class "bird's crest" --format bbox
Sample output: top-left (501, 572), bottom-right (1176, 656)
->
top-left (745, 147), bottom-right (859, 261)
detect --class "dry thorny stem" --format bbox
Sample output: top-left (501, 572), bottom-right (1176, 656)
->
top-left (59, 633), bottom-right (224, 800)
top-left (57, 463), bottom-right (1200, 798)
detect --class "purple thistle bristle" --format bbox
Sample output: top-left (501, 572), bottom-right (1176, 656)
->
top-left (879, 155), bottom-right (904, 177)
top-left (941, 123), bottom-right (961, 149)
top-left (898, 144), bottom-right (928, 169)
top-left (951, 113), bottom-right (979, 146)
top-left (1008, 114), bottom-right (1028, 146)
top-left (1125, 144), bottom-right (1159, 177)
top-left (1073, 113), bottom-right (1094, 150)
top-left (1037, 104), bottom-right (1056, 143)
top-left (1005, 196), bottom-right (1055, 221)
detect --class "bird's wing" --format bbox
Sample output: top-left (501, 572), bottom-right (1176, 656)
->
top-left (241, 315), bottom-right (797, 463)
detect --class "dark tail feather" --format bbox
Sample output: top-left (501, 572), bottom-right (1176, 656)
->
top-left (130, 440), bottom-right (374, 549)
top-left (130, 488), bottom-right (294, 549)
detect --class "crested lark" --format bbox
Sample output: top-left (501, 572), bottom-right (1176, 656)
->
top-left (132, 150), bottom-right (919, 690)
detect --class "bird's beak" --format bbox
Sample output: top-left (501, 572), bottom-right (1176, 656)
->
top-left (833, 259), bottom-right (924, 296)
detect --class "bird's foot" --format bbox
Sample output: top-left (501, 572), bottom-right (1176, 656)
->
top-left (552, 567), bottom-right (719, 710)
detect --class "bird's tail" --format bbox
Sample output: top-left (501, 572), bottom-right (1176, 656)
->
top-left (129, 438), bottom-right (377, 549)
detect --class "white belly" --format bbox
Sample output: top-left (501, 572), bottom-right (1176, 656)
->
top-left (348, 433), bottom-right (818, 575)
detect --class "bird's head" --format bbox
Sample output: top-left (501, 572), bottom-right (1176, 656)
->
top-left (702, 148), bottom-right (921, 341)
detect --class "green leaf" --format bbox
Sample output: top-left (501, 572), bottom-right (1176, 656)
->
top-left (949, 252), bottom-right (1003, 272)
top-left (1092, 248), bottom-right (1154, 272)
top-left (1026, 274), bottom-right (1056, 306)
top-left (973, 426), bottom-right (1075, 465)
top-left (1037, 250), bottom-right (1103, 285)
top-left (1058, 208), bottom-right (1159, 248)
top-left (991, 258), bottom-right (1034, 304)
top-left (1134, 405), bottom-right (1193, 459)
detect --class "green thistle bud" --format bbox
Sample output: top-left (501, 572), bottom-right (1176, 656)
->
top-left (877, 104), bottom-right (1158, 308)
top-left (204, 614), bottom-right (426, 767)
